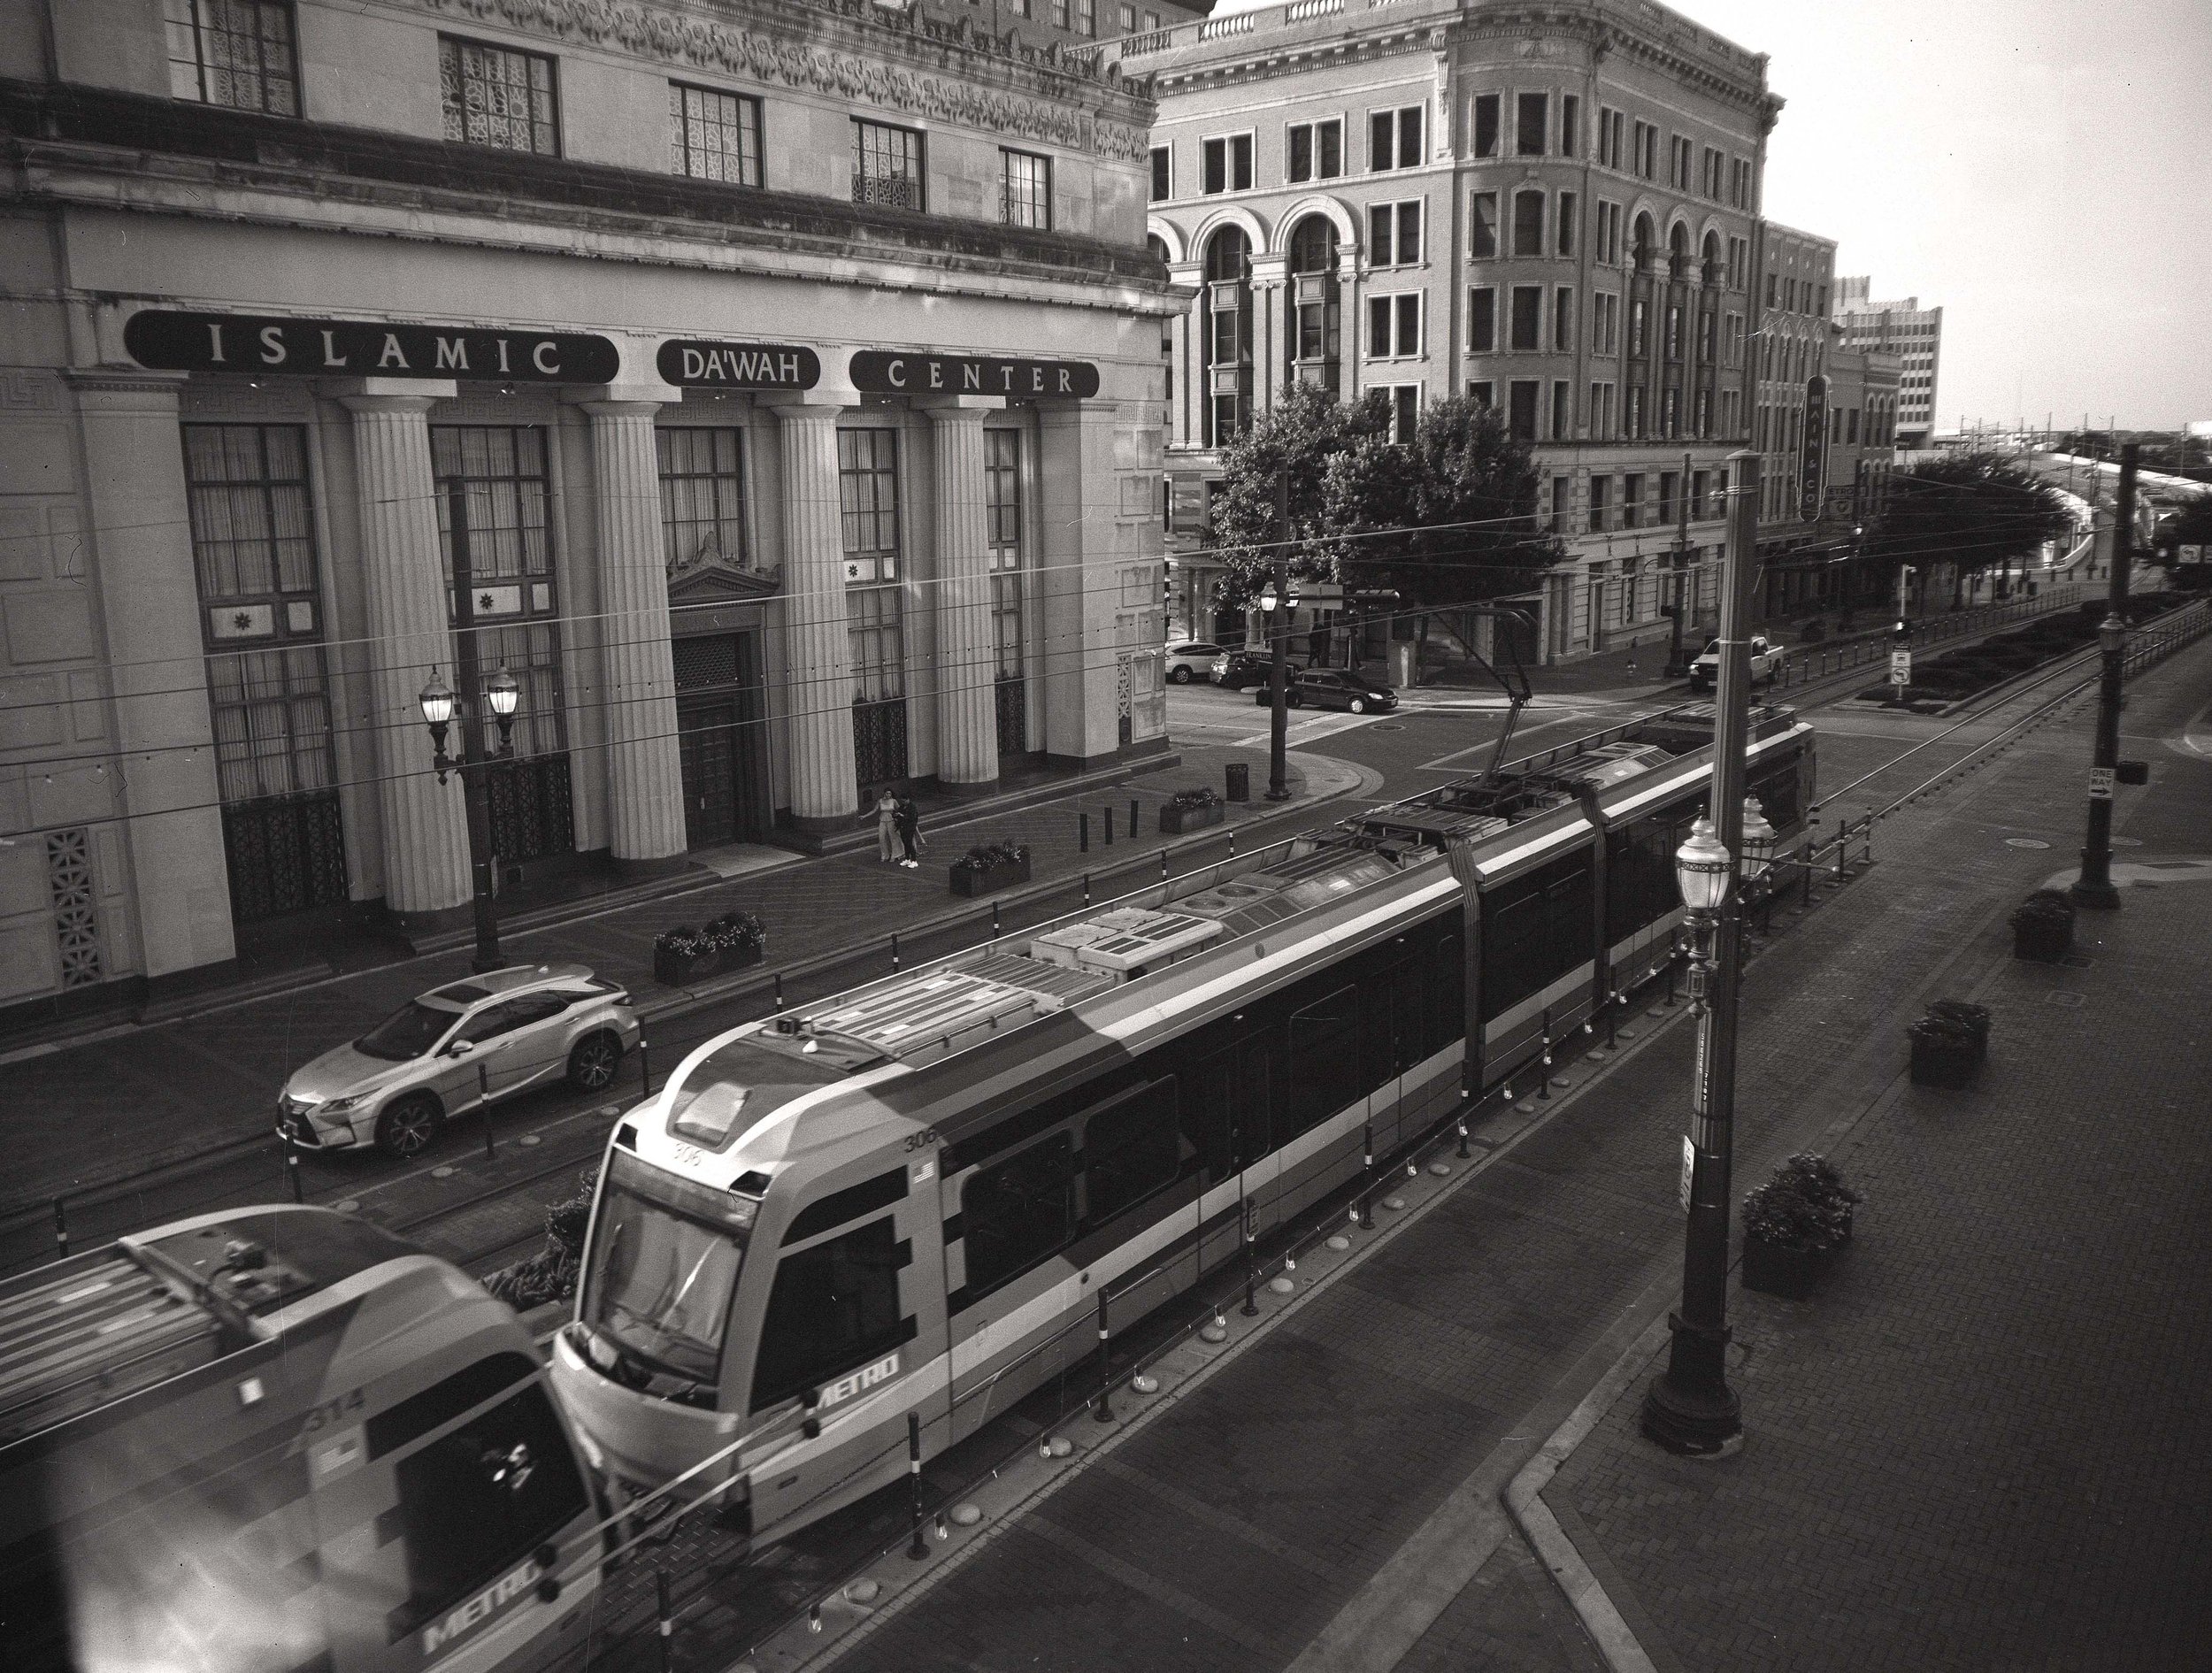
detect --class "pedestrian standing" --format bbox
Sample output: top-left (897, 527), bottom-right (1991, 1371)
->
top-left (894, 796), bottom-right (923, 868)
top-left (875, 789), bottom-right (900, 863)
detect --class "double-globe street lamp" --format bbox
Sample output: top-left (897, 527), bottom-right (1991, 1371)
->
top-left (419, 665), bottom-right (522, 973)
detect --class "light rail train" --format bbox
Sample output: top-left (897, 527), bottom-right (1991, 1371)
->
top-left (549, 704), bottom-right (1815, 1554)
top-left (1, 1206), bottom-right (607, 1672)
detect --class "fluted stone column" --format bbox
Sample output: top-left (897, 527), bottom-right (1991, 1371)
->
top-left (339, 388), bottom-right (472, 919)
top-left (580, 399), bottom-right (687, 866)
top-left (767, 399), bottom-right (859, 828)
top-left (924, 402), bottom-right (998, 787)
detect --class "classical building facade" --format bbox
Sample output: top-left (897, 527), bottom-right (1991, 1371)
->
top-left (0, 0), bottom-right (1172, 1018)
top-left (1835, 275), bottom-right (1941, 448)
top-left (1103, 0), bottom-right (1783, 664)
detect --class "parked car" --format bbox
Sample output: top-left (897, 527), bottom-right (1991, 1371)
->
top-left (1688, 633), bottom-right (1785, 693)
top-left (1164, 641), bottom-right (1226, 684)
top-left (1253, 668), bottom-right (1399, 714)
top-left (1211, 649), bottom-right (1271, 689)
top-left (277, 963), bottom-right (640, 1158)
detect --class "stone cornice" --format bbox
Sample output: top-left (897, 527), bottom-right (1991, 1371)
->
top-left (406, 0), bottom-right (1153, 158)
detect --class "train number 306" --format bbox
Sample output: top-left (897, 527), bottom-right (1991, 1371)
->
top-left (903, 1129), bottom-right (940, 1153)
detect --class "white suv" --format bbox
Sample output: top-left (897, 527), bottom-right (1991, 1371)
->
top-left (278, 963), bottom-right (640, 1157)
top-left (1164, 641), bottom-right (1226, 684)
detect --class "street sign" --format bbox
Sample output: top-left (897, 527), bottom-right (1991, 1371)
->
top-left (1678, 1135), bottom-right (1695, 1213)
top-left (2181, 544), bottom-right (2205, 564)
top-left (1296, 582), bottom-right (1347, 608)
top-left (1889, 650), bottom-right (1913, 686)
top-left (2088, 767), bottom-right (2115, 801)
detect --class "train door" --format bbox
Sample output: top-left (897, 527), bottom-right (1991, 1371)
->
top-left (1183, 1032), bottom-right (1275, 1257)
top-left (741, 1178), bottom-right (933, 1550)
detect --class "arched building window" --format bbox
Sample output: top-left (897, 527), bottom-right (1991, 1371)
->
top-left (1203, 226), bottom-right (1253, 446)
top-left (1286, 216), bottom-right (1340, 397)
top-left (1632, 213), bottom-right (1655, 272)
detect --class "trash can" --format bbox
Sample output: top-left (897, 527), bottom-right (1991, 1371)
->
top-left (1925, 1000), bottom-right (1990, 1065)
top-left (1225, 761), bottom-right (1250, 803)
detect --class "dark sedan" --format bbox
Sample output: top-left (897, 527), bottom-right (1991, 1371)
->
top-left (1211, 650), bottom-right (1271, 689)
top-left (1253, 669), bottom-right (1399, 713)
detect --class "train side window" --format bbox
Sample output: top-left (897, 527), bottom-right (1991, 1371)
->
top-left (1286, 985), bottom-right (1362, 1139)
top-left (750, 1216), bottom-right (907, 1410)
top-left (383, 1379), bottom-right (588, 1642)
top-left (959, 1133), bottom-right (1075, 1300)
top-left (1361, 955), bottom-right (1425, 1084)
top-left (1432, 930), bottom-right (1464, 1049)
top-left (1084, 1079), bottom-right (1184, 1223)
top-left (1181, 1035), bottom-right (1271, 1180)
top-left (1479, 873), bottom-right (1547, 1019)
top-left (1748, 761), bottom-right (1801, 833)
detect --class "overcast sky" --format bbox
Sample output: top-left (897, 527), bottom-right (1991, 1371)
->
top-left (1669, 0), bottom-right (2212, 433)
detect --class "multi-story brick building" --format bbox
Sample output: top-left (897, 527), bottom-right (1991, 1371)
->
top-left (1107, 0), bottom-right (1782, 664)
top-left (0, 0), bottom-right (1172, 1022)
top-left (1835, 276), bottom-right (1941, 448)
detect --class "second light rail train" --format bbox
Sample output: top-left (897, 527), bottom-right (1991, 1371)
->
top-left (549, 703), bottom-right (1816, 1554)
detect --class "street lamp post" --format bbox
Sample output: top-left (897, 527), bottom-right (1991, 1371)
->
top-left (1263, 467), bottom-right (1295, 802)
top-left (2071, 442), bottom-right (2135, 910)
top-left (1642, 449), bottom-right (1762, 1458)
top-left (420, 666), bottom-right (520, 973)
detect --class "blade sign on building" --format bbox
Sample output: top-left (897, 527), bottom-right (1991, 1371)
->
top-left (657, 341), bottom-right (821, 389)
top-left (123, 311), bottom-right (620, 383)
top-left (849, 351), bottom-right (1100, 398)
top-left (1800, 375), bottom-right (1829, 520)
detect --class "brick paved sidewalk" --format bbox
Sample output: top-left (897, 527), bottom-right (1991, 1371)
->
top-left (0, 742), bottom-right (1366, 1216)
top-left (785, 633), bottom-right (2210, 1673)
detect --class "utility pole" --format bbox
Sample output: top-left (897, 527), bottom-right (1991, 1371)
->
top-left (1264, 467), bottom-right (1293, 802)
top-left (2071, 444), bottom-right (2134, 910)
top-left (1641, 449), bottom-right (1761, 1458)
top-left (1663, 449), bottom-right (1694, 676)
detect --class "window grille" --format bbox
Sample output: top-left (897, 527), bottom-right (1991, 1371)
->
top-left (658, 428), bottom-right (749, 572)
top-left (165, 0), bottom-right (299, 115)
top-left (854, 120), bottom-right (925, 210)
top-left (1000, 150), bottom-right (1051, 228)
top-left (670, 83), bottom-right (760, 185)
top-left (439, 35), bottom-right (559, 156)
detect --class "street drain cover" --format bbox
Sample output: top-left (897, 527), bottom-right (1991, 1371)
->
top-left (2004, 838), bottom-right (2050, 849)
top-left (1371, 722), bottom-right (1405, 731)
top-left (2045, 992), bottom-right (2085, 1009)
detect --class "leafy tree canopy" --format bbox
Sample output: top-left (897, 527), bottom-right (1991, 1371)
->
top-left (1209, 387), bottom-right (1562, 616)
top-left (1867, 453), bottom-right (2076, 591)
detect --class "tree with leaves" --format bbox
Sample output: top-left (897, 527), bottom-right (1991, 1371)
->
top-left (1210, 386), bottom-right (1562, 664)
top-left (1867, 452), bottom-right (2076, 611)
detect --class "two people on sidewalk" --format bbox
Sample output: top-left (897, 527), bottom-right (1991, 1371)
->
top-left (874, 789), bottom-right (925, 869)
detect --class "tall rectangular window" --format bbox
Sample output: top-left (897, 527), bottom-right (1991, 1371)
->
top-left (1511, 188), bottom-right (1544, 257)
top-left (1550, 476), bottom-right (1571, 533)
top-left (1000, 149), bottom-right (1051, 227)
top-left (1634, 120), bottom-right (1655, 179)
top-left (1369, 201), bottom-right (1421, 267)
top-left (1658, 471), bottom-right (1678, 526)
top-left (1149, 145), bottom-right (1170, 202)
top-left (1509, 285), bottom-right (1541, 352)
top-left (1118, 3), bottom-right (1137, 30)
top-left (1555, 190), bottom-right (1577, 257)
top-left (1550, 380), bottom-right (1571, 441)
top-left (1598, 108), bottom-right (1623, 169)
top-left (1515, 92), bottom-right (1548, 156)
top-left (1554, 287), bottom-right (1573, 351)
top-left (1507, 380), bottom-right (1540, 441)
top-left (1622, 472), bottom-right (1643, 530)
top-left (1366, 294), bottom-right (1421, 358)
top-left (1594, 382), bottom-right (1615, 439)
top-left (669, 83), bottom-right (761, 186)
top-left (1369, 104), bottom-right (1423, 170)
top-left (1472, 94), bottom-right (1500, 157)
top-left (1469, 191), bottom-right (1498, 259)
top-left (840, 428), bottom-right (907, 783)
top-left (1561, 94), bottom-right (1579, 156)
top-left (1587, 473), bottom-right (1609, 531)
top-left (1594, 200), bottom-right (1619, 265)
top-left (657, 428), bottom-right (749, 572)
top-left (1468, 287), bottom-right (1497, 353)
top-left (1076, 0), bottom-right (1096, 35)
top-left (165, 0), bottom-right (299, 115)
top-left (1201, 134), bottom-right (1252, 194)
top-left (1386, 385), bottom-right (1419, 444)
top-left (854, 119), bottom-right (925, 210)
top-left (987, 429), bottom-right (1026, 752)
top-left (439, 35), bottom-right (558, 156)
top-left (1287, 118), bottom-right (1342, 182)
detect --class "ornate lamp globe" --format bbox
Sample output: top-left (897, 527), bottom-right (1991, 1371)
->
top-left (485, 666), bottom-right (521, 718)
top-left (1257, 582), bottom-right (1280, 613)
top-left (1740, 799), bottom-right (1778, 885)
top-left (1674, 815), bottom-right (1733, 915)
top-left (417, 672), bottom-right (456, 728)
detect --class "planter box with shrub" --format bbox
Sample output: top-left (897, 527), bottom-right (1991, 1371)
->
top-left (950, 843), bottom-right (1032, 897)
top-left (1160, 787), bottom-right (1225, 836)
top-left (2009, 888), bottom-right (2074, 963)
top-left (1740, 1154), bottom-right (1863, 1299)
top-left (1909, 1017), bottom-right (1979, 1088)
top-left (652, 912), bottom-right (766, 986)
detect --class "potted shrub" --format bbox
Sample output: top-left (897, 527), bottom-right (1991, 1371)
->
top-left (1740, 1155), bottom-right (1860, 1298)
top-left (950, 840), bottom-right (1031, 897)
top-left (2009, 887), bottom-right (2074, 963)
top-left (1925, 999), bottom-right (1991, 1065)
top-left (1908, 1015), bottom-right (1979, 1088)
top-left (703, 909), bottom-right (766, 972)
top-left (652, 924), bottom-right (715, 986)
top-left (1159, 786), bottom-right (1225, 836)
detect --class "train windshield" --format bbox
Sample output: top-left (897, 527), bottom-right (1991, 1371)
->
top-left (581, 1149), bottom-right (752, 1387)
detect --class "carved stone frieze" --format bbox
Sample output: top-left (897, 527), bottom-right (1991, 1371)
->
top-left (411, 0), bottom-right (1151, 157)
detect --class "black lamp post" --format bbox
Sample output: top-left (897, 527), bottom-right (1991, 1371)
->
top-left (2072, 443), bottom-right (2135, 910)
top-left (1261, 466), bottom-right (1298, 802)
top-left (420, 665), bottom-right (521, 973)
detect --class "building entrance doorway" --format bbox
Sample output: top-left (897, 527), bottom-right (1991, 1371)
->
top-left (673, 633), bottom-right (769, 848)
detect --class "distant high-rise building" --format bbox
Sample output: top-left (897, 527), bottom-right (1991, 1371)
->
top-left (1834, 278), bottom-right (1941, 447)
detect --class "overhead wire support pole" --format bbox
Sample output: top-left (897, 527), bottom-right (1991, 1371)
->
top-left (2071, 441), bottom-right (2134, 909)
top-left (1265, 466), bottom-right (1294, 802)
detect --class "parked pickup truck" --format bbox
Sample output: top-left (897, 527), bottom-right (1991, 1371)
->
top-left (1688, 634), bottom-right (1785, 693)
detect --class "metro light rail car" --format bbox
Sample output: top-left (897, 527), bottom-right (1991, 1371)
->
top-left (550, 704), bottom-right (1815, 1554)
top-left (1, 1206), bottom-right (605, 1673)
